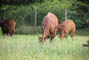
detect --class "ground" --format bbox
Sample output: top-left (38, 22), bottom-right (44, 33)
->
top-left (0, 29), bottom-right (89, 60)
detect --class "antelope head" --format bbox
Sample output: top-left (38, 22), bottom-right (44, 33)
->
top-left (37, 32), bottom-right (44, 43)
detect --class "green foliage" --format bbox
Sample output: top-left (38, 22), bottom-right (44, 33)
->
top-left (0, 0), bottom-right (89, 34)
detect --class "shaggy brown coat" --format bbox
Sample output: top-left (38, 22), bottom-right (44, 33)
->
top-left (58, 20), bottom-right (76, 39)
top-left (38, 12), bottom-right (58, 43)
top-left (0, 18), bottom-right (16, 36)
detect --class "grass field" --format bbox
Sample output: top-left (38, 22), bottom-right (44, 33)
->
top-left (0, 29), bottom-right (89, 60)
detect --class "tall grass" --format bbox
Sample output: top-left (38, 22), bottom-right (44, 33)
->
top-left (0, 30), bottom-right (89, 60)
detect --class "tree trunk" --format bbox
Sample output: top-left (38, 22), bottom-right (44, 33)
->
top-left (65, 9), bottom-right (67, 20)
top-left (34, 8), bottom-right (37, 33)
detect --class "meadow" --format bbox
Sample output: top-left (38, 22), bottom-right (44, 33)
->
top-left (0, 29), bottom-right (89, 60)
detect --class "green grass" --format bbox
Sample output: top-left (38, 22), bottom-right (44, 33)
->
top-left (0, 30), bottom-right (89, 60)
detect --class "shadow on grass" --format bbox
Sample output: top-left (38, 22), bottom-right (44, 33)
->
top-left (76, 29), bottom-right (89, 36)
top-left (15, 29), bottom-right (89, 38)
top-left (0, 25), bottom-right (89, 36)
